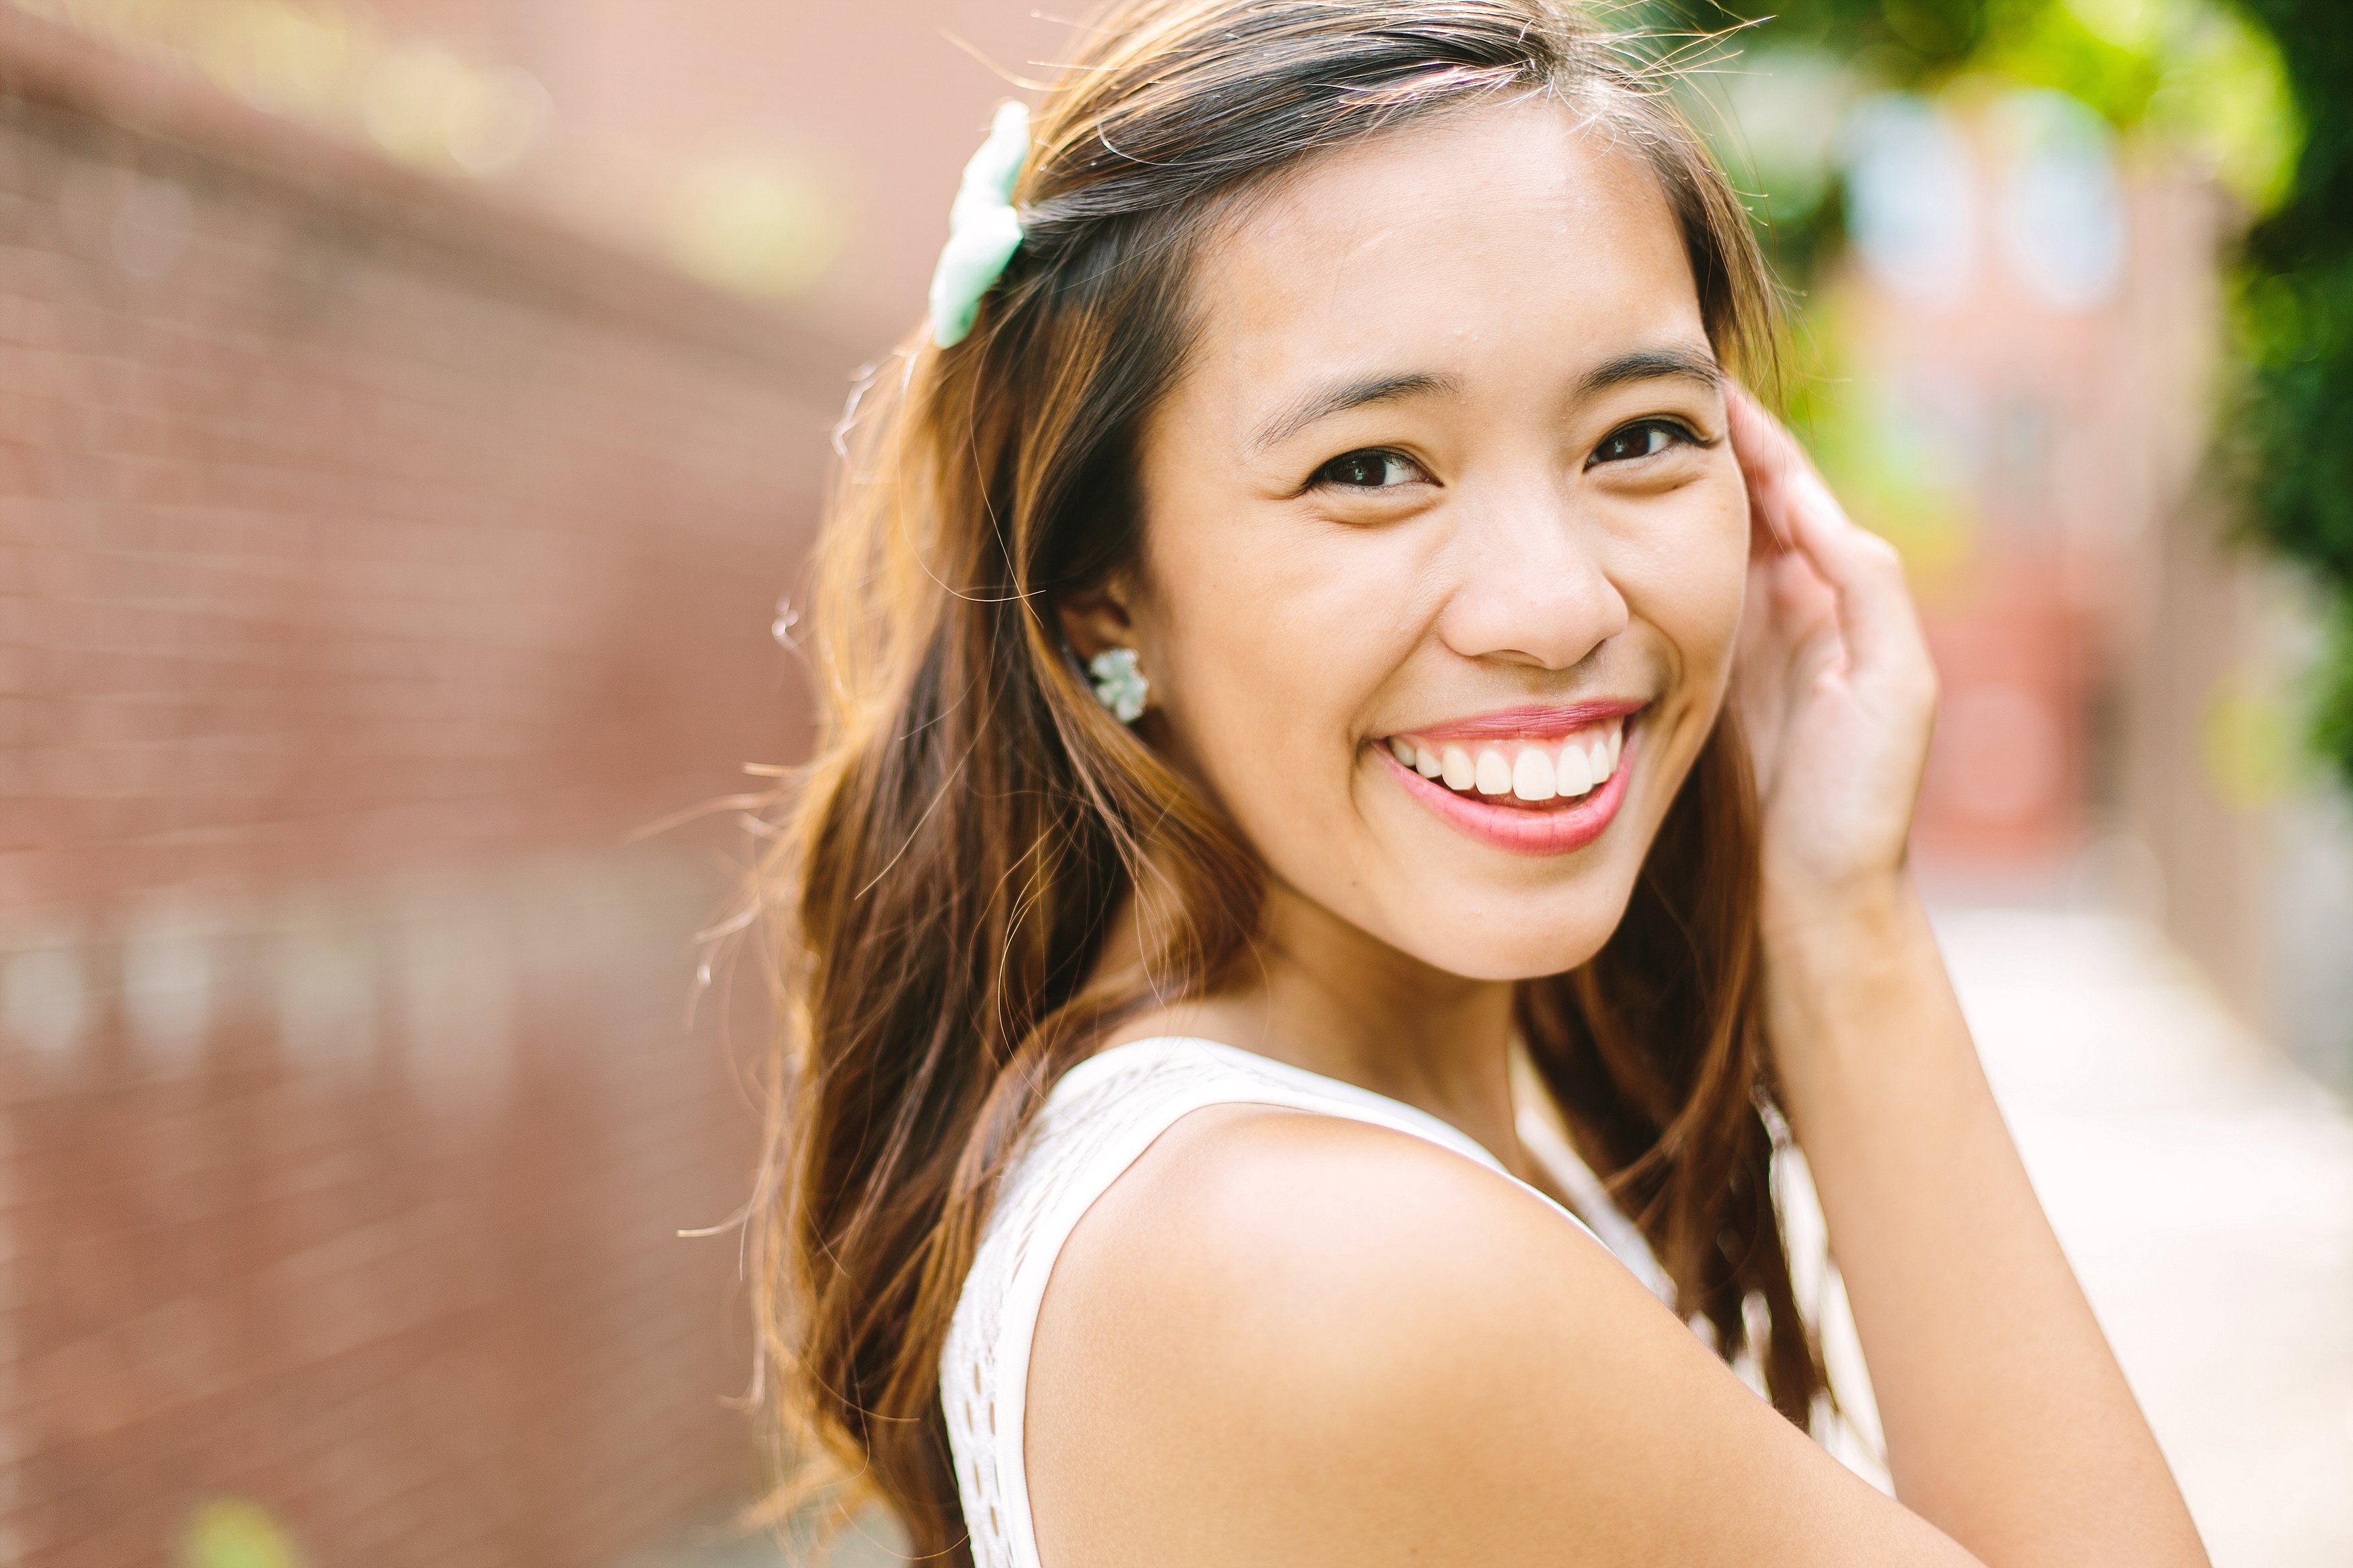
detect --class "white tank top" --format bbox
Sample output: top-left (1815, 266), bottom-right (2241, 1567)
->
top-left (938, 1035), bottom-right (1673, 1568)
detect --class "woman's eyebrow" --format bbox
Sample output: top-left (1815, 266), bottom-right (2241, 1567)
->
top-left (1574, 344), bottom-right (1724, 399)
top-left (1248, 347), bottom-right (1721, 454)
top-left (1248, 370), bottom-right (1460, 454)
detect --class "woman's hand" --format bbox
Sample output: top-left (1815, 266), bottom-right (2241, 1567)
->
top-left (1728, 386), bottom-right (1938, 923)
top-left (1720, 412), bottom-right (2207, 1568)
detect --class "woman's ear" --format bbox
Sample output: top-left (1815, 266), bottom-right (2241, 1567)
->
top-left (1055, 577), bottom-right (1139, 662)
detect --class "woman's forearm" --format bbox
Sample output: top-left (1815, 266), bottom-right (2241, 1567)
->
top-left (1763, 872), bottom-right (2207, 1568)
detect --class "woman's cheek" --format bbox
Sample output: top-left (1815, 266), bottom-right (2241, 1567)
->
top-left (1633, 483), bottom-right (1750, 688)
top-left (1158, 536), bottom-right (1390, 848)
top-left (1145, 564), bottom-right (1308, 817)
top-left (1209, 573), bottom-right (1349, 786)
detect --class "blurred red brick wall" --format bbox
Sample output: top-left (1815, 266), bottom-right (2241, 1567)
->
top-left (0, 12), bottom-right (838, 1565)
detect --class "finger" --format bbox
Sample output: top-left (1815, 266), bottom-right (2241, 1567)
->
top-left (1725, 385), bottom-right (1797, 554)
top-left (1776, 467), bottom-right (1928, 683)
top-left (1734, 548), bottom-right (1837, 733)
top-left (1738, 542), bottom-right (1833, 659)
top-left (1751, 550), bottom-right (1841, 687)
top-left (1726, 387), bottom-right (1924, 678)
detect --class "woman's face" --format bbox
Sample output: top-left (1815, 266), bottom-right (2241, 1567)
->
top-left (1106, 100), bottom-right (1750, 981)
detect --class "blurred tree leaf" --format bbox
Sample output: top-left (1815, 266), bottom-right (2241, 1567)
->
top-left (1687, 0), bottom-right (2344, 784)
top-left (181, 1499), bottom-right (303, 1568)
top-left (2233, 0), bottom-right (2353, 782)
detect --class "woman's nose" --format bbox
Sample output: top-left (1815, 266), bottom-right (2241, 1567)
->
top-left (1435, 487), bottom-right (1630, 672)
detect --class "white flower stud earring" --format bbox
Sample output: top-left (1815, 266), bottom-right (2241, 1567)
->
top-left (1087, 647), bottom-right (1150, 724)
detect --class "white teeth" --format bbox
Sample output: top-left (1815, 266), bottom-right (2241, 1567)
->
top-left (1402, 719), bottom-right (1630, 798)
top-left (1512, 747), bottom-right (1555, 801)
top-left (1474, 748), bottom-right (1512, 795)
top-left (1556, 740), bottom-right (1594, 797)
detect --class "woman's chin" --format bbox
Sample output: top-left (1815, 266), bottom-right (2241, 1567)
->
top-left (1359, 886), bottom-right (1631, 983)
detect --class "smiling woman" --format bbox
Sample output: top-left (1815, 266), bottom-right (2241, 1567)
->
top-left (1098, 101), bottom-right (1750, 970)
top-left (752, 5), bottom-right (2211, 1568)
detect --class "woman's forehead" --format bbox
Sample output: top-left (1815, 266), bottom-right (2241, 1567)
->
top-left (1181, 100), bottom-right (1704, 416)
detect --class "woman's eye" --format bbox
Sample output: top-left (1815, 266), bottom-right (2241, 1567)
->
top-left (1589, 419), bottom-right (1695, 466)
top-left (1312, 449), bottom-right (1427, 489)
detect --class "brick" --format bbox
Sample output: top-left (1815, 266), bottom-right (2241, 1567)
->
top-left (4, 26), bottom-right (820, 1568)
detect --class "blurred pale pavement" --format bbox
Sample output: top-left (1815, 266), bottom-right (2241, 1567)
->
top-left (1942, 906), bottom-right (2353, 1566)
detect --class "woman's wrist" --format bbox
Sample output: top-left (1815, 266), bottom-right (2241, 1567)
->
top-left (1757, 864), bottom-right (1975, 1137)
top-left (1758, 861), bottom-right (1920, 971)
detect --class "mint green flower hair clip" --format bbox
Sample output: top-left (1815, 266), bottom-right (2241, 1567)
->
top-left (928, 101), bottom-right (1031, 349)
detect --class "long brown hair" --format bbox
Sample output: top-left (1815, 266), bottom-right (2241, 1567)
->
top-left (751, 2), bottom-right (1818, 1557)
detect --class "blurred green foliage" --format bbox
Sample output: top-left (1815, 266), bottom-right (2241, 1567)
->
top-left (2230, 0), bottom-right (2353, 783)
top-left (1689, 0), bottom-right (2350, 784)
top-left (180, 1499), bottom-right (303, 1568)
top-left (1695, 0), bottom-right (2295, 268)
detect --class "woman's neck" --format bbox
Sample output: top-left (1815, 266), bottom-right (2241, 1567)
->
top-left (1099, 882), bottom-right (1529, 1169)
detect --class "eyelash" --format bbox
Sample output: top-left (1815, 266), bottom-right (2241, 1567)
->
top-left (1586, 417), bottom-right (1706, 468)
top-left (1308, 448), bottom-right (1427, 491)
top-left (1307, 417), bottom-right (1712, 493)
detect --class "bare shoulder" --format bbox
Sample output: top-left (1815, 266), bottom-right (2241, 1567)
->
top-left (1024, 1105), bottom-right (1973, 1568)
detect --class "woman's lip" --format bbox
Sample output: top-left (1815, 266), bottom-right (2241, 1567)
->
top-left (1394, 698), bottom-right (1647, 744)
top-left (1380, 723), bottom-right (1638, 856)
